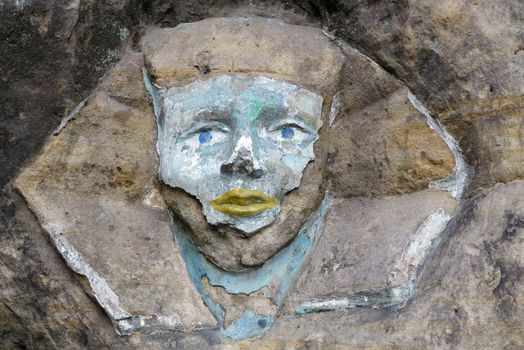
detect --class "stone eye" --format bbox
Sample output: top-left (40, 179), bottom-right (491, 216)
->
top-left (281, 127), bottom-right (295, 139)
top-left (199, 130), bottom-right (213, 144)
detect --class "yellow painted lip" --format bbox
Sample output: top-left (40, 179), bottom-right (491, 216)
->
top-left (210, 188), bottom-right (279, 217)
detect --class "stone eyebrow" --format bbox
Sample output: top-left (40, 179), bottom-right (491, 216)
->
top-left (253, 105), bottom-right (287, 122)
top-left (193, 108), bottom-right (233, 123)
top-left (266, 114), bottom-right (315, 133)
top-left (176, 109), bottom-right (232, 136)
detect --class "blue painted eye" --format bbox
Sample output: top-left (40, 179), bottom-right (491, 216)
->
top-left (281, 127), bottom-right (294, 139)
top-left (199, 130), bottom-right (213, 144)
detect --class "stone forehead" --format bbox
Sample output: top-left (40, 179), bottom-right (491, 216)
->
top-left (141, 17), bottom-right (345, 95)
top-left (161, 75), bottom-right (324, 130)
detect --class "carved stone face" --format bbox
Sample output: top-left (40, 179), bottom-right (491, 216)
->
top-left (157, 75), bottom-right (323, 235)
top-left (151, 74), bottom-right (328, 270)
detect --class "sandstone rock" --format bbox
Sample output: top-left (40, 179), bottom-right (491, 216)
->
top-left (224, 181), bottom-right (524, 349)
top-left (0, 0), bottom-right (522, 348)
top-left (331, 85), bottom-right (456, 197)
top-left (282, 189), bottom-right (457, 314)
top-left (14, 52), bottom-right (216, 333)
top-left (319, 0), bottom-right (524, 195)
top-left (141, 16), bottom-right (344, 94)
top-left (13, 15), bottom-right (463, 339)
top-left (440, 99), bottom-right (524, 195)
top-left (0, 0), bottom-right (140, 188)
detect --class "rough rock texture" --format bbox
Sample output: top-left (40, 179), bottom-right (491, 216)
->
top-left (13, 19), bottom-right (459, 332)
top-left (141, 17), bottom-right (345, 94)
top-left (331, 50), bottom-right (456, 197)
top-left (0, 0), bottom-right (141, 188)
top-left (228, 181), bottom-right (524, 349)
top-left (317, 0), bottom-right (524, 195)
top-left (1, 0), bottom-right (523, 349)
top-left (14, 50), bottom-right (216, 330)
top-left (282, 189), bottom-right (457, 314)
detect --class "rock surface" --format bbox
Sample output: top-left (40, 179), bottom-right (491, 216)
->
top-left (230, 181), bottom-right (524, 349)
top-left (1, 0), bottom-right (522, 349)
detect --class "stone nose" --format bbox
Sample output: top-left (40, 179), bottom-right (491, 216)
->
top-left (221, 134), bottom-right (265, 178)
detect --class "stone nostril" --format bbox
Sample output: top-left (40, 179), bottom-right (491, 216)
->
top-left (251, 168), bottom-right (264, 179)
top-left (220, 156), bottom-right (265, 178)
top-left (220, 163), bottom-right (234, 174)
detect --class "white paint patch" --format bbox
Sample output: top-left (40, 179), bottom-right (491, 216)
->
top-left (296, 284), bottom-right (414, 314)
top-left (408, 91), bottom-right (469, 199)
top-left (46, 229), bottom-right (131, 321)
top-left (389, 208), bottom-right (452, 287)
top-left (53, 99), bottom-right (86, 135)
top-left (328, 91), bottom-right (340, 127)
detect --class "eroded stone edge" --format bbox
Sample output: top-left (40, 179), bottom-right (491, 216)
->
top-left (38, 222), bottom-right (190, 335)
top-left (408, 91), bottom-right (470, 200)
top-left (295, 208), bottom-right (452, 314)
top-left (293, 31), bottom-right (470, 316)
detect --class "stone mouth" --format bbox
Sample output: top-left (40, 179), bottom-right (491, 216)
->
top-left (210, 188), bottom-right (279, 217)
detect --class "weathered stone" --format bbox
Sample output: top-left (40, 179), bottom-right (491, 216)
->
top-left (282, 189), bottom-right (457, 314)
top-left (224, 181), bottom-right (524, 349)
top-left (15, 52), bottom-right (216, 332)
top-left (0, 0), bottom-right (140, 188)
top-left (13, 15), bottom-right (464, 338)
top-left (440, 100), bottom-right (524, 196)
top-left (318, 0), bottom-right (524, 195)
top-left (331, 86), bottom-right (456, 198)
top-left (141, 16), bottom-right (344, 94)
top-left (1, 0), bottom-right (522, 348)
top-left (320, 0), bottom-right (523, 115)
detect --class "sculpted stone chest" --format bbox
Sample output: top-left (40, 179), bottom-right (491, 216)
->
top-left (15, 17), bottom-right (466, 340)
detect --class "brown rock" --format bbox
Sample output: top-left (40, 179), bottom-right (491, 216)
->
top-left (226, 181), bottom-right (524, 349)
top-left (14, 52), bottom-right (216, 332)
top-left (141, 16), bottom-right (345, 95)
top-left (282, 189), bottom-right (457, 314)
top-left (331, 87), bottom-right (456, 198)
top-left (440, 99), bottom-right (524, 195)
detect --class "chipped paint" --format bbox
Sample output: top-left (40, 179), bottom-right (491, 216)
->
top-left (296, 285), bottom-right (414, 315)
top-left (408, 91), bottom-right (470, 199)
top-left (328, 91), bottom-right (341, 127)
top-left (145, 73), bottom-right (324, 235)
top-left (47, 229), bottom-right (130, 321)
top-left (53, 99), bottom-right (86, 135)
top-left (388, 208), bottom-right (452, 290)
top-left (222, 311), bottom-right (273, 340)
